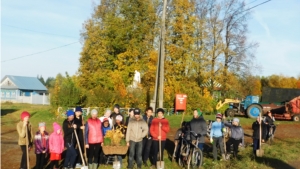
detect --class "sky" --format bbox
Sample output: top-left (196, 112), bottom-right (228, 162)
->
top-left (1, 0), bottom-right (300, 80)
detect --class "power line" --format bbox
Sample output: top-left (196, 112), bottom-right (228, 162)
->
top-left (1, 41), bottom-right (79, 63)
top-left (2, 24), bottom-right (78, 39)
top-left (239, 0), bottom-right (272, 14)
top-left (246, 0), bottom-right (260, 6)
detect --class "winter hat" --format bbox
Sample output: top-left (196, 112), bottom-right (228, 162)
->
top-left (53, 122), bottom-right (61, 132)
top-left (216, 113), bottom-right (222, 119)
top-left (233, 118), bottom-right (239, 123)
top-left (114, 104), bottom-right (120, 109)
top-left (105, 109), bottom-right (112, 116)
top-left (116, 115), bottom-right (123, 121)
top-left (197, 108), bottom-right (203, 117)
top-left (39, 122), bottom-right (46, 128)
top-left (134, 108), bottom-right (141, 115)
top-left (21, 111), bottom-right (30, 120)
top-left (75, 106), bottom-right (82, 112)
top-left (103, 118), bottom-right (109, 122)
top-left (66, 110), bottom-right (74, 117)
top-left (91, 109), bottom-right (98, 115)
top-left (157, 108), bottom-right (165, 114)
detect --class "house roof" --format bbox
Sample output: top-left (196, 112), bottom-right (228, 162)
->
top-left (1, 75), bottom-right (47, 91)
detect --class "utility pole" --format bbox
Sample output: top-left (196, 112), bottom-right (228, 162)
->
top-left (158, 0), bottom-right (167, 108)
top-left (150, 0), bottom-right (167, 112)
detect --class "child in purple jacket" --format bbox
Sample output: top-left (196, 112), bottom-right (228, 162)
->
top-left (34, 122), bottom-right (49, 169)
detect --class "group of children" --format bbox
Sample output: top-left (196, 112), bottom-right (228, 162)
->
top-left (175, 110), bottom-right (275, 162)
top-left (16, 105), bottom-right (170, 169)
top-left (174, 111), bottom-right (244, 162)
top-left (17, 105), bottom-right (276, 169)
top-left (17, 111), bottom-right (64, 169)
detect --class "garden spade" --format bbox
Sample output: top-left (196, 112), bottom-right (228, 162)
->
top-left (74, 129), bottom-right (88, 169)
top-left (256, 113), bottom-right (264, 157)
top-left (157, 122), bottom-right (164, 169)
top-left (26, 125), bottom-right (30, 169)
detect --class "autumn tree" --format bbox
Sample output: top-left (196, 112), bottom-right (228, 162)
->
top-left (78, 0), bottom-right (157, 107)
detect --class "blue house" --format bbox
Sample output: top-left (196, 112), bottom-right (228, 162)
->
top-left (1, 75), bottom-right (49, 104)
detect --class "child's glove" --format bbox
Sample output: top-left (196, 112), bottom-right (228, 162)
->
top-left (222, 128), bottom-right (226, 132)
top-left (210, 138), bottom-right (213, 143)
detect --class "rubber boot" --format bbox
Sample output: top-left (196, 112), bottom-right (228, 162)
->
top-left (222, 154), bottom-right (226, 161)
top-left (88, 163), bottom-right (93, 169)
top-left (92, 163), bottom-right (98, 169)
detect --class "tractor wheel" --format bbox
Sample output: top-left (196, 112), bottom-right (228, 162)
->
top-left (226, 109), bottom-right (235, 117)
top-left (293, 115), bottom-right (300, 122)
top-left (247, 104), bottom-right (262, 119)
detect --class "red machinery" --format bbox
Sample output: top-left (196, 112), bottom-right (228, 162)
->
top-left (267, 96), bottom-right (300, 121)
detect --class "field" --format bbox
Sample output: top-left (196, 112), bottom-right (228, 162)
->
top-left (1, 103), bottom-right (300, 169)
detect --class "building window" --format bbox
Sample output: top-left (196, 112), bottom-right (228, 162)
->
top-left (6, 92), bottom-right (10, 98)
top-left (11, 91), bottom-right (16, 98)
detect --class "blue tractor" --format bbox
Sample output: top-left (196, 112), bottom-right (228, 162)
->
top-left (224, 95), bottom-right (263, 118)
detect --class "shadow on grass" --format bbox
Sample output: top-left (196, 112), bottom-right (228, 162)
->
top-left (1, 109), bottom-right (19, 116)
top-left (255, 156), bottom-right (296, 169)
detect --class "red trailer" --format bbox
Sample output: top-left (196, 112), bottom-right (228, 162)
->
top-left (268, 96), bottom-right (300, 121)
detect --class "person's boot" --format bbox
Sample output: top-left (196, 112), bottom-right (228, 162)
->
top-left (92, 163), bottom-right (98, 169)
top-left (143, 161), bottom-right (148, 167)
top-left (88, 163), bottom-right (93, 169)
top-left (222, 154), bottom-right (227, 161)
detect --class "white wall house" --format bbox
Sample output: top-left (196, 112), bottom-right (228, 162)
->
top-left (1, 75), bottom-right (50, 105)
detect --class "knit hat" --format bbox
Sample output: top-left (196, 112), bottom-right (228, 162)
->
top-left (116, 115), bottom-right (123, 121)
top-left (75, 106), bottom-right (82, 112)
top-left (157, 108), bottom-right (165, 114)
top-left (103, 118), bottom-right (109, 122)
top-left (233, 118), bottom-right (239, 123)
top-left (66, 110), bottom-right (74, 117)
top-left (134, 108), bottom-right (141, 115)
top-left (91, 109), bottom-right (98, 115)
top-left (197, 108), bottom-right (203, 117)
top-left (53, 122), bottom-right (61, 132)
top-left (21, 111), bottom-right (30, 120)
top-left (114, 104), bottom-right (120, 109)
top-left (216, 113), bottom-right (222, 119)
top-left (39, 122), bottom-right (46, 128)
top-left (105, 109), bottom-right (112, 116)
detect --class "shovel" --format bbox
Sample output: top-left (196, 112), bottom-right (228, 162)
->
top-left (82, 115), bottom-right (88, 163)
top-left (74, 129), bottom-right (89, 169)
top-left (26, 125), bottom-right (30, 169)
top-left (256, 113), bottom-right (264, 157)
top-left (172, 140), bottom-right (178, 162)
top-left (157, 122), bottom-right (164, 169)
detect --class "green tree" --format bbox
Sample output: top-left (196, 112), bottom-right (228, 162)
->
top-left (78, 0), bottom-right (157, 107)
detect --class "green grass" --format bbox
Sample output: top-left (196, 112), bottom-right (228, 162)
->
top-left (1, 103), bottom-right (63, 131)
top-left (1, 103), bottom-right (300, 169)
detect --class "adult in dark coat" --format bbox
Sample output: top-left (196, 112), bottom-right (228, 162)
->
top-left (142, 107), bottom-right (154, 166)
top-left (62, 110), bottom-right (77, 168)
top-left (74, 106), bottom-right (85, 166)
top-left (252, 116), bottom-right (267, 156)
top-left (264, 111), bottom-right (276, 140)
top-left (189, 109), bottom-right (207, 151)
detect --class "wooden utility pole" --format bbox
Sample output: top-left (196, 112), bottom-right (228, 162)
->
top-left (151, 0), bottom-right (167, 112)
top-left (158, 0), bottom-right (167, 108)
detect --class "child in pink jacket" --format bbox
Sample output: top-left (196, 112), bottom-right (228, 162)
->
top-left (49, 122), bottom-right (64, 169)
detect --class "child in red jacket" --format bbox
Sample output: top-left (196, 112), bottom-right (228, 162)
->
top-left (49, 122), bottom-right (64, 169)
top-left (150, 108), bottom-right (170, 167)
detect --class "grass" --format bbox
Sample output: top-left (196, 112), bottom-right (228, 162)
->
top-left (1, 103), bottom-right (300, 169)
